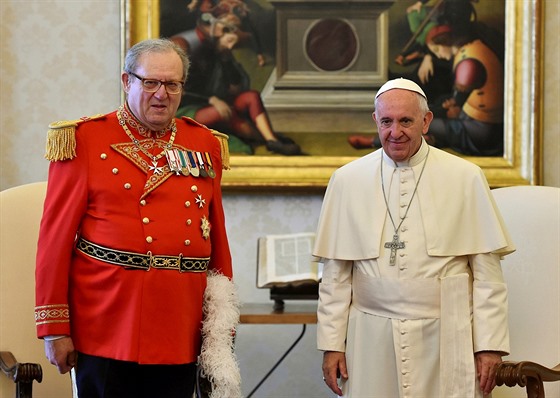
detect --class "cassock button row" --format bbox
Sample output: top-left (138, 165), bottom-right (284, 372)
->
top-left (140, 200), bottom-right (147, 206)
top-left (100, 153), bottom-right (107, 160)
top-left (185, 201), bottom-right (191, 208)
top-left (142, 217), bottom-right (150, 224)
top-left (186, 219), bottom-right (192, 226)
top-left (184, 240), bottom-right (191, 246)
top-left (124, 183), bottom-right (131, 189)
top-left (191, 185), bottom-right (198, 192)
top-left (146, 236), bottom-right (153, 243)
top-left (112, 168), bottom-right (119, 174)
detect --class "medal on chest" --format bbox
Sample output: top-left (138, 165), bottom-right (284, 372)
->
top-left (165, 149), bottom-right (215, 179)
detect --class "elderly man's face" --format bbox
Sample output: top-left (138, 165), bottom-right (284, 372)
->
top-left (372, 89), bottom-right (433, 162)
top-left (122, 50), bottom-right (184, 131)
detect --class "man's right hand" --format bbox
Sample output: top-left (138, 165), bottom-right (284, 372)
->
top-left (44, 336), bottom-right (77, 374)
top-left (322, 351), bottom-right (348, 396)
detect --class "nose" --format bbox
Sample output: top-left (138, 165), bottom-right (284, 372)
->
top-left (388, 124), bottom-right (404, 139)
top-left (154, 84), bottom-right (168, 98)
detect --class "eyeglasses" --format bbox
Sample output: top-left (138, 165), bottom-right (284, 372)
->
top-left (127, 71), bottom-right (184, 95)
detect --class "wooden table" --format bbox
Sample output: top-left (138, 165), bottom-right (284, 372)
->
top-left (239, 302), bottom-right (318, 324)
top-left (239, 302), bottom-right (318, 397)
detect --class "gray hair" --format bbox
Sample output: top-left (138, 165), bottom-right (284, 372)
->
top-left (374, 91), bottom-right (430, 117)
top-left (124, 38), bottom-right (190, 81)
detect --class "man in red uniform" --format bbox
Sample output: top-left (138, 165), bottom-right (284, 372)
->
top-left (35, 38), bottom-right (234, 397)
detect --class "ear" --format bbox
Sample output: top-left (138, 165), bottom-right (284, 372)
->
top-left (371, 111), bottom-right (377, 123)
top-left (422, 111), bottom-right (434, 134)
top-left (121, 72), bottom-right (131, 93)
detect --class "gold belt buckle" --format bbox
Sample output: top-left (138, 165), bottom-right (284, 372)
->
top-left (148, 251), bottom-right (184, 271)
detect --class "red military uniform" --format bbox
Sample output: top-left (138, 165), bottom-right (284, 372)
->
top-left (35, 104), bottom-right (232, 365)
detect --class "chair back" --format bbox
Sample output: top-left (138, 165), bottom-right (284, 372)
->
top-left (0, 182), bottom-right (74, 397)
top-left (491, 185), bottom-right (560, 398)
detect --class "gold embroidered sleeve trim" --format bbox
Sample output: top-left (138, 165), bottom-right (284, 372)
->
top-left (35, 304), bottom-right (70, 326)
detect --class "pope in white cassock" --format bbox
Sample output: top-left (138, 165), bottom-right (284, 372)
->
top-left (314, 78), bottom-right (515, 398)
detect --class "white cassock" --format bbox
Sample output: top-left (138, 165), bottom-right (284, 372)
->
top-left (314, 141), bottom-right (515, 398)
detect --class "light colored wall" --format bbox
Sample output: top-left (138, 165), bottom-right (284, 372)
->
top-left (0, 1), bottom-right (122, 189)
top-left (0, 1), bottom-right (558, 397)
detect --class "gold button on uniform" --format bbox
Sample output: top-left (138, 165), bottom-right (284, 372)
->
top-left (146, 236), bottom-right (153, 243)
top-left (100, 153), bottom-right (107, 159)
top-left (124, 183), bottom-right (131, 189)
top-left (112, 168), bottom-right (119, 174)
top-left (185, 201), bottom-right (191, 208)
top-left (140, 200), bottom-right (146, 206)
top-left (184, 240), bottom-right (191, 246)
top-left (142, 217), bottom-right (150, 224)
top-left (186, 219), bottom-right (192, 225)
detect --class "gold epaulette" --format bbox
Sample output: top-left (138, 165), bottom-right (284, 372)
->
top-left (211, 130), bottom-right (230, 170)
top-left (45, 114), bottom-right (105, 161)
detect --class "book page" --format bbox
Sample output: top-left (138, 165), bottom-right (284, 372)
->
top-left (257, 232), bottom-right (320, 288)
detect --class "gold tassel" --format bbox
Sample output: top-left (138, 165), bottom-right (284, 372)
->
top-left (45, 120), bottom-right (79, 161)
top-left (45, 114), bottom-right (105, 161)
top-left (211, 130), bottom-right (230, 170)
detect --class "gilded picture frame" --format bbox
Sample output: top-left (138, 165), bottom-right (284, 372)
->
top-left (121, 0), bottom-right (543, 191)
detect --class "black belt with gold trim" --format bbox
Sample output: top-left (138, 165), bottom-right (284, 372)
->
top-left (76, 237), bottom-right (209, 272)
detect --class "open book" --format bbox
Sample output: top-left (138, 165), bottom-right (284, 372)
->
top-left (256, 232), bottom-right (321, 288)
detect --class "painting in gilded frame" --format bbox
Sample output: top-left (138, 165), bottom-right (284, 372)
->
top-left (121, 0), bottom-right (543, 190)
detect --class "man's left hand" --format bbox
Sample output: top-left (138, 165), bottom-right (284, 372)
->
top-left (475, 351), bottom-right (503, 395)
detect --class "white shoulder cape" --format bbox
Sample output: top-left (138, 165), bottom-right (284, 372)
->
top-left (313, 146), bottom-right (515, 260)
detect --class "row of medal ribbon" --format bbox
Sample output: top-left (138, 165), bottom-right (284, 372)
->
top-left (165, 148), bottom-right (216, 178)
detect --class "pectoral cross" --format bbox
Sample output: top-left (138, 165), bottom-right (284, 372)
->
top-left (384, 234), bottom-right (405, 266)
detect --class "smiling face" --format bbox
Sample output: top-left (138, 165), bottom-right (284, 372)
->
top-left (121, 50), bottom-right (184, 131)
top-left (373, 89), bottom-right (433, 162)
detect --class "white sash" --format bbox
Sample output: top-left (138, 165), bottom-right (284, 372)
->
top-left (352, 271), bottom-right (477, 397)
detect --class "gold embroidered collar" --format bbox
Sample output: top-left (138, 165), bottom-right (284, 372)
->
top-left (120, 103), bottom-right (172, 139)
